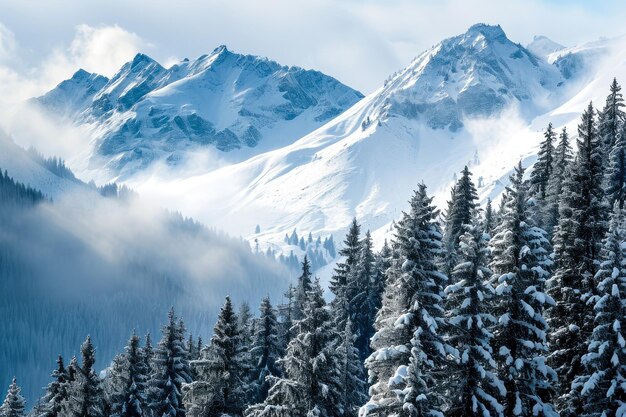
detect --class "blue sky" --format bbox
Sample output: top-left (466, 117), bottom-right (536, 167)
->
top-left (0, 0), bottom-right (624, 95)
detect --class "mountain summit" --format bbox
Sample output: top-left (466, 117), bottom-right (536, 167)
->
top-left (34, 46), bottom-right (363, 177)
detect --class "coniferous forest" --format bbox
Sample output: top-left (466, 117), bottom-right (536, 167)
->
top-left (5, 80), bottom-right (626, 417)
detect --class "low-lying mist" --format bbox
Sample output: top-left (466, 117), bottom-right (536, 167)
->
top-left (0, 182), bottom-right (291, 405)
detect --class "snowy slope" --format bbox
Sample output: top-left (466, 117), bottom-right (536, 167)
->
top-left (526, 35), bottom-right (565, 60)
top-left (32, 46), bottom-right (363, 179)
top-left (0, 131), bottom-right (89, 199)
top-left (123, 24), bottom-right (574, 248)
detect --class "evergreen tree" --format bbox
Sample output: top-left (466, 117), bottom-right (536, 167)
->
top-left (337, 320), bottom-right (367, 417)
top-left (38, 356), bottom-right (69, 417)
top-left (246, 279), bottom-right (342, 417)
top-left (238, 301), bottom-right (256, 397)
top-left (444, 222), bottom-right (505, 417)
top-left (330, 218), bottom-right (362, 331)
top-left (598, 78), bottom-right (625, 168)
top-left (443, 166), bottom-right (479, 275)
top-left (362, 183), bottom-right (449, 417)
top-left (293, 257), bottom-right (313, 322)
top-left (277, 283), bottom-right (295, 351)
top-left (548, 103), bottom-right (607, 416)
top-left (574, 206), bottom-right (626, 416)
top-left (352, 230), bottom-right (380, 362)
top-left (529, 123), bottom-right (556, 229)
top-left (604, 123), bottom-right (626, 210)
top-left (148, 309), bottom-right (191, 417)
top-left (109, 333), bottom-right (148, 417)
top-left (251, 296), bottom-right (281, 403)
top-left (544, 127), bottom-right (573, 236)
top-left (483, 198), bottom-right (496, 236)
top-left (62, 336), bottom-right (104, 417)
top-left (184, 297), bottom-right (247, 416)
top-left (489, 163), bottom-right (558, 417)
top-left (1, 378), bottom-right (25, 417)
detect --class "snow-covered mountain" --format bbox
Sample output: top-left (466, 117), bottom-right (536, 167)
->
top-left (123, 24), bottom-right (575, 243)
top-left (22, 24), bottom-right (626, 265)
top-left (33, 46), bottom-right (363, 178)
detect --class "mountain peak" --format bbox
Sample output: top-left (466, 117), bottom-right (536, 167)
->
top-left (527, 35), bottom-right (565, 60)
top-left (130, 53), bottom-right (160, 69)
top-left (465, 23), bottom-right (506, 40)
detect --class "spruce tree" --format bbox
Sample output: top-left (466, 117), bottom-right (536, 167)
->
top-left (574, 206), bottom-right (626, 416)
top-left (547, 103), bottom-right (607, 416)
top-left (443, 166), bottom-right (479, 275)
top-left (293, 256), bottom-right (313, 322)
top-left (0, 378), bottom-right (25, 417)
top-left (544, 127), bottom-right (573, 236)
top-left (604, 123), bottom-right (626, 210)
top-left (251, 296), bottom-right (281, 403)
top-left (246, 279), bottom-right (342, 417)
top-left (39, 356), bottom-right (69, 417)
top-left (330, 218), bottom-right (362, 331)
top-left (529, 123), bottom-right (556, 229)
top-left (352, 230), bottom-right (379, 362)
top-left (598, 78), bottom-right (625, 168)
top-left (362, 183), bottom-right (449, 417)
top-left (337, 319), bottom-right (367, 417)
top-left (148, 309), bottom-right (191, 417)
top-left (277, 283), bottom-right (295, 351)
top-left (109, 333), bottom-right (148, 417)
top-left (489, 163), bottom-right (558, 417)
top-left (184, 297), bottom-right (247, 416)
top-left (62, 336), bottom-right (104, 417)
top-left (444, 222), bottom-right (505, 417)
top-left (483, 198), bottom-right (496, 236)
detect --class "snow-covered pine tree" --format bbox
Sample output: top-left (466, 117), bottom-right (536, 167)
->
top-left (330, 218), bottom-right (362, 331)
top-left (238, 301), bottom-right (256, 398)
top-left (361, 183), bottom-right (449, 417)
top-left (38, 356), bottom-right (69, 417)
top-left (352, 230), bottom-right (379, 362)
top-left (442, 166), bottom-right (479, 276)
top-left (184, 297), bottom-right (248, 416)
top-left (109, 332), bottom-right (148, 417)
top-left (444, 221), bottom-right (505, 417)
top-left (372, 240), bottom-right (392, 316)
top-left (62, 336), bottom-right (104, 417)
top-left (604, 122), bottom-right (626, 210)
top-left (338, 319), bottom-right (368, 417)
top-left (573, 205), bottom-right (626, 416)
top-left (543, 127), bottom-right (573, 236)
top-left (529, 123), bottom-right (556, 229)
top-left (598, 78), bottom-right (625, 169)
top-left (251, 296), bottom-right (282, 403)
top-left (483, 198), bottom-right (496, 237)
top-left (277, 283), bottom-right (295, 351)
top-left (489, 162), bottom-right (558, 417)
top-left (293, 256), bottom-right (313, 322)
top-left (245, 279), bottom-right (342, 417)
top-left (547, 102), bottom-right (608, 417)
top-left (0, 378), bottom-right (25, 417)
top-left (143, 333), bottom-right (153, 365)
top-left (147, 309), bottom-right (191, 417)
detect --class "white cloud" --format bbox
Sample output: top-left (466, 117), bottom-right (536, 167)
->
top-left (48, 24), bottom-right (147, 78)
top-left (0, 23), bottom-right (146, 105)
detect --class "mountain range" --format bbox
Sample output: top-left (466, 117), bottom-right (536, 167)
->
top-left (4, 21), bottom-right (626, 403)
top-left (22, 23), bottom-right (624, 265)
top-left (32, 46), bottom-right (363, 179)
